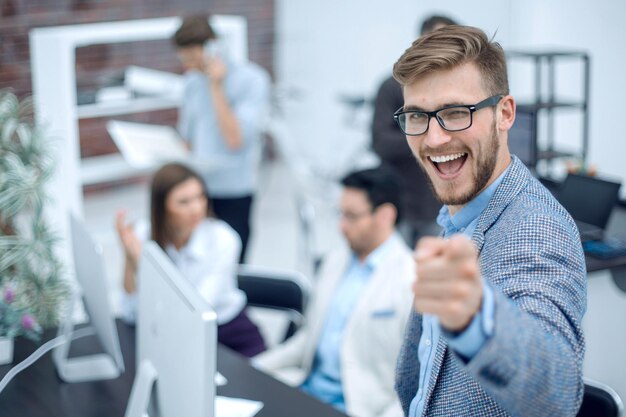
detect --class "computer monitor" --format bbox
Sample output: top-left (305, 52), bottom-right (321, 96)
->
top-left (508, 106), bottom-right (537, 168)
top-left (125, 241), bottom-right (217, 417)
top-left (53, 214), bottom-right (125, 383)
top-left (557, 174), bottom-right (621, 228)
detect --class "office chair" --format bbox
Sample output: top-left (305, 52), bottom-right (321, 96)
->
top-left (237, 265), bottom-right (311, 342)
top-left (577, 377), bottom-right (624, 417)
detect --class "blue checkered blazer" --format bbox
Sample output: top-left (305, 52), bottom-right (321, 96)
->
top-left (395, 156), bottom-right (587, 417)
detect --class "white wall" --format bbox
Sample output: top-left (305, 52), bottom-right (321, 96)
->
top-left (275, 0), bottom-right (514, 178)
top-left (276, 0), bottom-right (626, 194)
top-left (276, 0), bottom-right (626, 402)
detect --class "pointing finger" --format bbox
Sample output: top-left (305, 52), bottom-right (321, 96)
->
top-left (414, 236), bottom-right (446, 262)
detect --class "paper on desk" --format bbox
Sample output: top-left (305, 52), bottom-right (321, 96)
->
top-left (215, 371), bottom-right (228, 386)
top-left (216, 396), bottom-right (263, 417)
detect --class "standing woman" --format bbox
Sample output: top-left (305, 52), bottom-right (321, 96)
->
top-left (117, 162), bottom-right (266, 357)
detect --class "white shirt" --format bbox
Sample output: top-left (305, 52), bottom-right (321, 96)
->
top-left (120, 218), bottom-right (246, 325)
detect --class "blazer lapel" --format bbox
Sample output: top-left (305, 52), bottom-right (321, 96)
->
top-left (472, 156), bottom-right (531, 253)
top-left (396, 311), bottom-right (423, 415)
top-left (423, 336), bottom-right (448, 409)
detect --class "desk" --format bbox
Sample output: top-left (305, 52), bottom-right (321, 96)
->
top-left (0, 321), bottom-right (348, 417)
top-left (584, 252), bottom-right (626, 273)
top-left (541, 177), bottom-right (626, 277)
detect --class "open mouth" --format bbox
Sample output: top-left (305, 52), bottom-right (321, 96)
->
top-left (428, 152), bottom-right (468, 177)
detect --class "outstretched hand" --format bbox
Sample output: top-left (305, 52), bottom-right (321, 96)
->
top-left (412, 235), bottom-right (483, 332)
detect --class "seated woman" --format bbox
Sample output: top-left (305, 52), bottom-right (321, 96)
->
top-left (116, 162), bottom-right (266, 357)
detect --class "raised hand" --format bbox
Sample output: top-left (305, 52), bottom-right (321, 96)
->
top-left (204, 55), bottom-right (227, 85)
top-left (115, 210), bottom-right (142, 267)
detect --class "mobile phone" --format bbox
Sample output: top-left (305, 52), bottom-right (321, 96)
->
top-left (203, 40), bottom-right (221, 59)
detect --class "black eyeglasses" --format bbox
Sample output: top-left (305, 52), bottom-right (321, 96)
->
top-left (393, 95), bottom-right (504, 136)
top-left (337, 208), bottom-right (373, 223)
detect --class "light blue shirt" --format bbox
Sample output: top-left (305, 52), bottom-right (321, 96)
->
top-left (409, 166), bottom-right (509, 417)
top-left (178, 60), bottom-right (270, 197)
top-left (301, 234), bottom-right (400, 411)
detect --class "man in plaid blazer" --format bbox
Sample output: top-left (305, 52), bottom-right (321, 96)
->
top-left (391, 25), bottom-right (587, 416)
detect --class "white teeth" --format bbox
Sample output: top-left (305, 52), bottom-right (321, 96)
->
top-left (429, 153), bottom-right (466, 163)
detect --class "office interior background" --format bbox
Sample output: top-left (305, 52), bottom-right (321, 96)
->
top-left (2, 0), bottom-right (626, 406)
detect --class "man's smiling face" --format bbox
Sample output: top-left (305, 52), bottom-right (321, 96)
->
top-left (402, 62), bottom-right (512, 213)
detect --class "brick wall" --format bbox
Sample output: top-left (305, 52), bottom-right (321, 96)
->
top-left (0, 0), bottom-right (274, 159)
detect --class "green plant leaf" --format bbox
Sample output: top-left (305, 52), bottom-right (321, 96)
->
top-left (0, 89), bottom-right (69, 332)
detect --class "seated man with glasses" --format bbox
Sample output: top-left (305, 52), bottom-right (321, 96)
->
top-left (254, 166), bottom-right (415, 417)
top-left (392, 26), bottom-right (586, 416)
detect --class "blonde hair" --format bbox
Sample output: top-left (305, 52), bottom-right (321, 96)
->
top-left (393, 25), bottom-right (509, 96)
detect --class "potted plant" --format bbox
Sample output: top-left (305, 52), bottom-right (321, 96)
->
top-left (0, 284), bottom-right (42, 364)
top-left (0, 90), bottom-right (69, 362)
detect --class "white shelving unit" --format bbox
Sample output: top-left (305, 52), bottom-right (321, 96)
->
top-left (29, 15), bottom-right (248, 269)
top-left (507, 50), bottom-right (590, 173)
top-left (76, 96), bottom-right (181, 120)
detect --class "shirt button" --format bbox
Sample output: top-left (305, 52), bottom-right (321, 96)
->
top-left (425, 339), bottom-right (431, 346)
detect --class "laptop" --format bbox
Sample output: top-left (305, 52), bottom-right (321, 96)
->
top-left (556, 173), bottom-right (622, 242)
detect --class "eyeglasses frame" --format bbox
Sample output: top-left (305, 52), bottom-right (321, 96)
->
top-left (393, 94), bottom-right (504, 136)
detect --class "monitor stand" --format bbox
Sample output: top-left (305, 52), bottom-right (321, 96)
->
top-left (124, 361), bottom-right (227, 417)
top-left (125, 360), bottom-right (160, 417)
top-left (52, 289), bottom-right (124, 382)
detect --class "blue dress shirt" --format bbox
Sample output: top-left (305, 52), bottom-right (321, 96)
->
top-left (178, 60), bottom-right (270, 198)
top-left (301, 234), bottom-right (400, 411)
top-left (409, 166), bottom-right (509, 417)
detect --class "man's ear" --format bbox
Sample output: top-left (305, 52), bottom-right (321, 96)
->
top-left (376, 203), bottom-right (398, 226)
top-left (498, 95), bottom-right (516, 132)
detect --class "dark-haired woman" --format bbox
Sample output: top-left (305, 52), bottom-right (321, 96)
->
top-left (117, 163), bottom-right (265, 357)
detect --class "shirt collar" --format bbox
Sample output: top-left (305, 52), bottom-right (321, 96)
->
top-left (165, 221), bottom-right (206, 260)
top-left (353, 232), bottom-right (400, 270)
top-left (437, 165), bottom-right (511, 236)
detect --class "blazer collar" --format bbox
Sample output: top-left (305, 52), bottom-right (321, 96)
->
top-left (471, 156), bottom-right (531, 253)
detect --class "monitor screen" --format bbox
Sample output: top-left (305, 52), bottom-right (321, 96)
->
top-left (53, 214), bottom-right (125, 383)
top-left (557, 174), bottom-right (622, 229)
top-left (127, 241), bottom-right (217, 417)
top-left (508, 106), bottom-right (537, 168)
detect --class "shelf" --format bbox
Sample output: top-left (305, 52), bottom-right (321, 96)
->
top-left (517, 101), bottom-right (586, 111)
top-left (507, 49), bottom-right (590, 170)
top-left (506, 50), bottom-right (588, 59)
top-left (81, 154), bottom-right (152, 186)
top-left (537, 149), bottom-right (575, 161)
top-left (80, 153), bottom-right (233, 187)
top-left (29, 15), bottom-right (249, 274)
top-left (77, 96), bottom-right (179, 119)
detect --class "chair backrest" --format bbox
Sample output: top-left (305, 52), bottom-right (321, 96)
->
top-left (577, 377), bottom-right (624, 417)
top-left (237, 265), bottom-right (311, 342)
